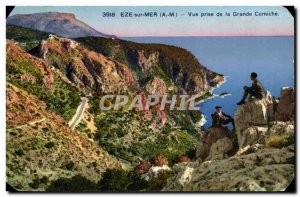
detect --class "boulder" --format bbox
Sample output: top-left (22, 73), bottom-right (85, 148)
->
top-left (238, 126), bottom-right (268, 148)
top-left (141, 165), bottom-right (171, 181)
top-left (268, 121), bottom-right (294, 138)
top-left (275, 87), bottom-right (295, 121)
top-left (234, 91), bottom-right (273, 148)
top-left (206, 137), bottom-right (233, 161)
top-left (235, 143), bottom-right (264, 156)
top-left (195, 126), bottom-right (235, 161)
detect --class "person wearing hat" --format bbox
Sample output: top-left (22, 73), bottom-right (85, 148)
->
top-left (211, 106), bottom-right (235, 130)
top-left (237, 72), bottom-right (265, 105)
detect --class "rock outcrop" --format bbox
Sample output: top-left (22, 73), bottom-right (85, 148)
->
top-left (39, 35), bottom-right (136, 94)
top-left (234, 91), bottom-right (274, 148)
top-left (146, 77), bottom-right (167, 96)
top-left (163, 146), bottom-right (294, 191)
top-left (195, 126), bottom-right (237, 161)
top-left (164, 87), bottom-right (294, 192)
top-left (141, 165), bottom-right (171, 182)
top-left (275, 87), bottom-right (295, 121)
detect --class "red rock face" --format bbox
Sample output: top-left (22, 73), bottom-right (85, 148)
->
top-left (275, 87), bottom-right (295, 121)
top-left (146, 77), bottom-right (167, 96)
top-left (114, 60), bottom-right (136, 85)
top-left (40, 36), bottom-right (136, 94)
top-left (20, 74), bottom-right (36, 84)
top-left (6, 85), bottom-right (45, 127)
top-left (156, 109), bottom-right (167, 125)
top-left (6, 40), bottom-right (54, 89)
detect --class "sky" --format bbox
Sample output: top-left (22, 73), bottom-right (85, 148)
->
top-left (9, 6), bottom-right (294, 37)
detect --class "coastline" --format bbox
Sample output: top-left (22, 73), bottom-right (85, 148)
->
top-left (196, 75), bottom-right (228, 127)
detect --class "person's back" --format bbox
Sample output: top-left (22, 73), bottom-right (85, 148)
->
top-left (251, 79), bottom-right (265, 99)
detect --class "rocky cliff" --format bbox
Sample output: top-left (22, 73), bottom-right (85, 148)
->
top-left (163, 88), bottom-right (295, 191)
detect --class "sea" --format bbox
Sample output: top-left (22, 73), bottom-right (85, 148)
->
top-left (124, 36), bottom-right (294, 130)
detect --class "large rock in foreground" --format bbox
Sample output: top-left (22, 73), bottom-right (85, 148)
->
top-left (234, 91), bottom-right (273, 148)
top-left (163, 146), bottom-right (294, 191)
top-left (195, 127), bottom-right (237, 161)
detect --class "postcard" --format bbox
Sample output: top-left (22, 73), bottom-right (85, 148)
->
top-left (6, 6), bottom-right (295, 192)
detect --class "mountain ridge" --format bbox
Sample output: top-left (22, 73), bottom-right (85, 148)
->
top-left (7, 12), bottom-right (116, 39)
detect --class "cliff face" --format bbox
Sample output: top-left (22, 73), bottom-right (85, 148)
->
top-left (164, 88), bottom-right (295, 191)
top-left (7, 12), bottom-right (114, 38)
top-left (76, 37), bottom-right (224, 94)
top-left (37, 34), bottom-right (136, 94)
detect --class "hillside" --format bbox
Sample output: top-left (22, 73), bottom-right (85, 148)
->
top-left (6, 24), bottom-right (226, 191)
top-left (6, 83), bottom-right (121, 191)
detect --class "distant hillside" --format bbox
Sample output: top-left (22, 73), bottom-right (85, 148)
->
top-left (7, 12), bottom-right (116, 38)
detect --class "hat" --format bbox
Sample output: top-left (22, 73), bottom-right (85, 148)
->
top-left (215, 106), bottom-right (222, 109)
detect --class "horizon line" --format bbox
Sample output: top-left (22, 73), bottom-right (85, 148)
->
top-left (120, 35), bottom-right (294, 38)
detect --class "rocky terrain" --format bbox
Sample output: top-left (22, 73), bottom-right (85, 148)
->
top-left (6, 19), bottom-right (294, 192)
top-left (7, 12), bottom-right (115, 38)
top-left (6, 23), bottom-right (225, 191)
top-left (163, 88), bottom-right (295, 191)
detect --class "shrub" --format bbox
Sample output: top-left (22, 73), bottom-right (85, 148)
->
top-left (61, 161), bottom-right (75, 171)
top-left (15, 149), bottom-right (24, 156)
top-left (29, 176), bottom-right (48, 189)
top-left (177, 155), bottom-right (191, 163)
top-left (98, 169), bottom-right (131, 192)
top-left (266, 136), bottom-right (288, 148)
top-left (45, 142), bottom-right (55, 149)
top-left (46, 175), bottom-right (97, 192)
top-left (151, 155), bottom-right (168, 166)
top-left (133, 162), bottom-right (151, 176)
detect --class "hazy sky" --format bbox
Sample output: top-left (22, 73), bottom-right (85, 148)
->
top-left (9, 6), bottom-right (294, 37)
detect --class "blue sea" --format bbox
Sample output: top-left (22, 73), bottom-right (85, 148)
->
top-left (124, 36), bottom-right (294, 130)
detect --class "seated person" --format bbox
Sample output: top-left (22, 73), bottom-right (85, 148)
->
top-left (237, 72), bottom-right (265, 105)
top-left (211, 106), bottom-right (235, 130)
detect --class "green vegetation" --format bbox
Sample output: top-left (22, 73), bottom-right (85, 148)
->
top-left (46, 175), bottom-right (98, 192)
top-left (266, 134), bottom-right (294, 148)
top-left (168, 111), bottom-right (200, 135)
top-left (195, 91), bottom-right (214, 103)
top-left (139, 63), bottom-right (173, 87)
top-left (7, 61), bottom-right (81, 120)
top-left (98, 169), bottom-right (132, 192)
top-left (29, 176), bottom-right (49, 189)
top-left (93, 110), bottom-right (196, 163)
top-left (98, 168), bottom-right (173, 192)
top-left (6, 25), bottom-right (49, 51)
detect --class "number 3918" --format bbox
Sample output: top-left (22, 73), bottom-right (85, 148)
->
top-left (102, 12), bottom-right (115, 17)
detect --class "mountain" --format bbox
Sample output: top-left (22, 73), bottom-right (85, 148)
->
top-left (7, 12), bottom-right (116, 38)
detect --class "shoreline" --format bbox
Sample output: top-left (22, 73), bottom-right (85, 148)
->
top-left (196, 75), bottom-right (228, 127)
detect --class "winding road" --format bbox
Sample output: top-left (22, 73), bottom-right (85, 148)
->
top-left (68, 97), bottom-right (88, 129)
